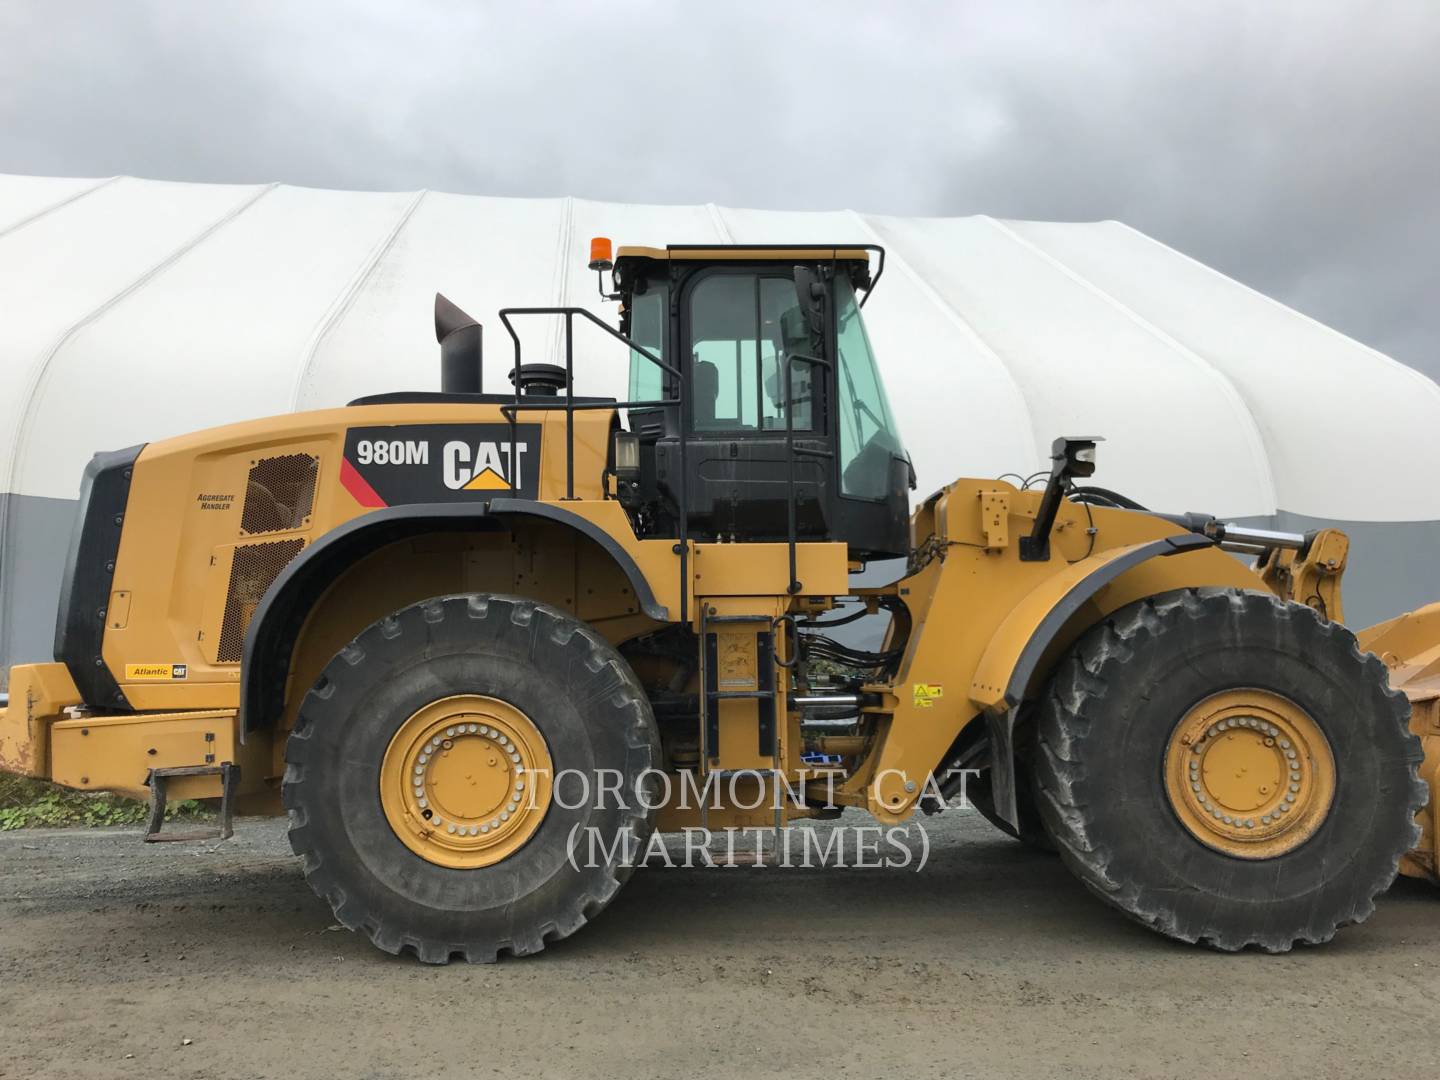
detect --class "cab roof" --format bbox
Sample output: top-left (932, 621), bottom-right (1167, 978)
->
top-left (613, 243), bottom-right (883, 299)
top-left (615, 244), bottom-right (876, 264)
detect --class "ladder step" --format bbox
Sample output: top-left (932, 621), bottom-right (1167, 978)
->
top-left (704, 613), bottom-right (774, 625)
top-left (708, 689), bottom-right (776, 700)
top-left (144, 762), bottom-right (239, 843)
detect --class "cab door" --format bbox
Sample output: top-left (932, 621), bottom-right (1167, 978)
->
top-left (661, 266), bottom-right (834, 543)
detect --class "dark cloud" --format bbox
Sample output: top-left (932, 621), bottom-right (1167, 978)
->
top-left (1, 0), bottom-right (1436, 378)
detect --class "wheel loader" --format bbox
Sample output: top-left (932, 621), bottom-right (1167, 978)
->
top-left (1, 239), bottom-right (1436, 962)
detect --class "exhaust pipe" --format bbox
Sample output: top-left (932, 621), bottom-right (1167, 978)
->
top-left (435, 293), bottom-right (483, 394)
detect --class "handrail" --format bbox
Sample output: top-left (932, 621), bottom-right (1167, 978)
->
top-left (494, 306), bottom-right (688, 622)
top-left (782, 351), bottom-right (833, 594)
top-left (860, 245), bottom-right (885, 308)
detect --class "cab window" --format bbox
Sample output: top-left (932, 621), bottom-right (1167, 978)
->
top-left (626, 285), bottom-right (667, 401)
top-left (688, 273), bottom-right (814, 432)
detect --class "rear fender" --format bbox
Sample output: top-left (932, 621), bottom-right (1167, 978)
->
top-left (239, 501), bottom-right (668, 737)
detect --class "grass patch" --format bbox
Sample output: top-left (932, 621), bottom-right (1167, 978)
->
top-left (0, 774), bottom-right (204, 830)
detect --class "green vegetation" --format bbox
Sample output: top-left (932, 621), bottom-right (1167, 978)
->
top-left (0, 775), bottom-right (203, 830)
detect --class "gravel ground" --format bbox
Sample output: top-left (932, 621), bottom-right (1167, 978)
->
top-left (0, 810), bottom-right (1436, 1080)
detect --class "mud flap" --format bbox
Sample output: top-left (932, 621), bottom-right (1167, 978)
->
top-left (984, 707), bottom-right (1020, 827)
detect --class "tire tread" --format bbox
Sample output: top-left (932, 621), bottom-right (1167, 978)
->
top-left (1034, 587), bottom-right (1424, 952)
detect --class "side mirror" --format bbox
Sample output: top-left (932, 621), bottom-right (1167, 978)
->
top-left (1019, 435), bottom-right (1105, 562)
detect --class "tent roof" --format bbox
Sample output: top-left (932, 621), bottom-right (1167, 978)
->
top-left (2, 173), bottom-right (1437, 521)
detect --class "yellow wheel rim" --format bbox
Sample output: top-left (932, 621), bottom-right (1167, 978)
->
top-left (380, 695), bottom-right (554, 869)
top-left (1163, 689), bottom-right (1335, 859)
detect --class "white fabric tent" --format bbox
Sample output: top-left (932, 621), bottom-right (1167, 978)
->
top-left (3, 173), bottom-right (1439, 672)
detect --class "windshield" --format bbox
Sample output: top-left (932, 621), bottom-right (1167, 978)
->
top-left (834, 276), bottom-right (903, 498)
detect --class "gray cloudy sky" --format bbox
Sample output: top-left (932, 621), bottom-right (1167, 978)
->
top-left (3, 0), bottom-right (1436, 379)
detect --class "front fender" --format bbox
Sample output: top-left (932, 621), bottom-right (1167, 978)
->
top-left (970, 533), bottom-right (1215, 713)
top-left (967, 532), bottom-right (1228, 829)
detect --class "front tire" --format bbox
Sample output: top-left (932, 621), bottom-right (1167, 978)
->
top-left (1034, 588), bottom-right (1424, 952)
top-left (283, 594), bottom-right (660, 963)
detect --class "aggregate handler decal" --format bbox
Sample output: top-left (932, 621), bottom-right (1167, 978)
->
top-left (125, 663), bottom-right (187, 681)
top-left (341, 424), bottom-right (542, 508)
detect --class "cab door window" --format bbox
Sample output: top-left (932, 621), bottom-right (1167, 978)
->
top-left (689, 273), bottom-right (814, 432)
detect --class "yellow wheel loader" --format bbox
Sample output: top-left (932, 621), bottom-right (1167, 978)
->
top-left (1, 240), bottom-right (1435, 961)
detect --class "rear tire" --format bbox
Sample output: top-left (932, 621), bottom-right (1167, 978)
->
top-left (1034, 588), bottom-right (1424, 952)
top-left (283, 594), bottom-right (660, 963)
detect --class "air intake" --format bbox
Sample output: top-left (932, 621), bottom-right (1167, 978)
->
top-left (240, 453), bottom-right (319, 535)
top-left (216, 538), bottom-right (305, 662)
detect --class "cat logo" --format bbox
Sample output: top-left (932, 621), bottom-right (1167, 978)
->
top-left (442, 440), bottom-right (530, 492)
top-left (342, 423), bottom-right (542, 507)
top-left (125, 663), bottom-right (188, 681)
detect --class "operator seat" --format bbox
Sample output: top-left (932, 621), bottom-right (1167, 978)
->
top-left (692, 359), bottom-right (719, 428)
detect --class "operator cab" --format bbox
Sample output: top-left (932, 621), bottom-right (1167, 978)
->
top-left (609, 244), bottom-right (912, 561)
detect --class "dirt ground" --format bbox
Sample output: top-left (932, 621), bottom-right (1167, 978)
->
top-left (0, 810), bottom-right (1435, 1080)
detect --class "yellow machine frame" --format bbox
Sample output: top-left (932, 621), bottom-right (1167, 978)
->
top-left (0, 244), bottom-right (1435, 890)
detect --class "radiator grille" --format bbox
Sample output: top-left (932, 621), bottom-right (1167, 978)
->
top-left (217, 538), bottom-right (305, 662)
top-left (240, 453), bottom-right (319, 535)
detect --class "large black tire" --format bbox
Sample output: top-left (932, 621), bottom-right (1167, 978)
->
top-left (1035, 588), bottom-right (1425, 952)
top-left (284, 594), bottom-right (660, 963)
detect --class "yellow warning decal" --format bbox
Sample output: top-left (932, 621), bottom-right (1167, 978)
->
top-left (913, 683), bottom-right (944, 708)
top-left (125, 663), bottom-right (188, 681)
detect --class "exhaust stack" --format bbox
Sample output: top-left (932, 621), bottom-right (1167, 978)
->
top-left (434, 293), bottom-right (482, 394)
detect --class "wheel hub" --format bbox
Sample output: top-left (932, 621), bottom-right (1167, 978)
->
top-left (380, 695), bottom-right (553, 869)
top-left (1163, 689), bottom-right (1335, 859)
